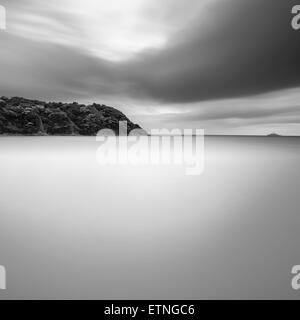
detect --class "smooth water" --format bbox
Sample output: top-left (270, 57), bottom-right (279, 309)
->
top-left (0, 136), bottom-right (300, 299)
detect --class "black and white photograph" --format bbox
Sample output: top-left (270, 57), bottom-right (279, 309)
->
top-left (0, 0), bottom-right (300, 306)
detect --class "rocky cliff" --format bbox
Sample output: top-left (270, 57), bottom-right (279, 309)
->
top-left (0, 96), bottom-right (143, 135)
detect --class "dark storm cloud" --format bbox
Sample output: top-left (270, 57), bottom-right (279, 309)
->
top-left (126, 0), bottom-right (300, 103)
top-left (2, 0), bottom-right (299, 105)
top-left (0, 31), bottom-right (128, 102)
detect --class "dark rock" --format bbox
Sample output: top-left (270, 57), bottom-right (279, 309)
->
top-left (0, 96), bottom-right (146, 136)
top-left (268, 133), bottom-right (281, 137)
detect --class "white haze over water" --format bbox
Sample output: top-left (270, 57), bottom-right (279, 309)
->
top-left (0, 137), bottom-right (300, 299)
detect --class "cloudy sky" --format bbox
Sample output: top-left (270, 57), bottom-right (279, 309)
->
top-left (0, 0), bottom-right (300, 134)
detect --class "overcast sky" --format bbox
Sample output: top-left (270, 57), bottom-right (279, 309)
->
top-left (1, 0), bottom-right (300, 134)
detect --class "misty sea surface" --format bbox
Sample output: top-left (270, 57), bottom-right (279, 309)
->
top-left (0, 136), bottom-right (300, 299)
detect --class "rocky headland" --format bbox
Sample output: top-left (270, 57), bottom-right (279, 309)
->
top-left (0, 96), bottom-right (144, 136)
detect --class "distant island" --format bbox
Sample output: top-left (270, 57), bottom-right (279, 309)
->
top-left (267, 133), bottom-right (281, 137)
top-left (0, 96), bottom-right (144, 136)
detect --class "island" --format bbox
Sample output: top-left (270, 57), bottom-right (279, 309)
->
top-left (267, 133), bottom-right (281, 137)
top-left (0, 96), bottom-right (144, 136)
